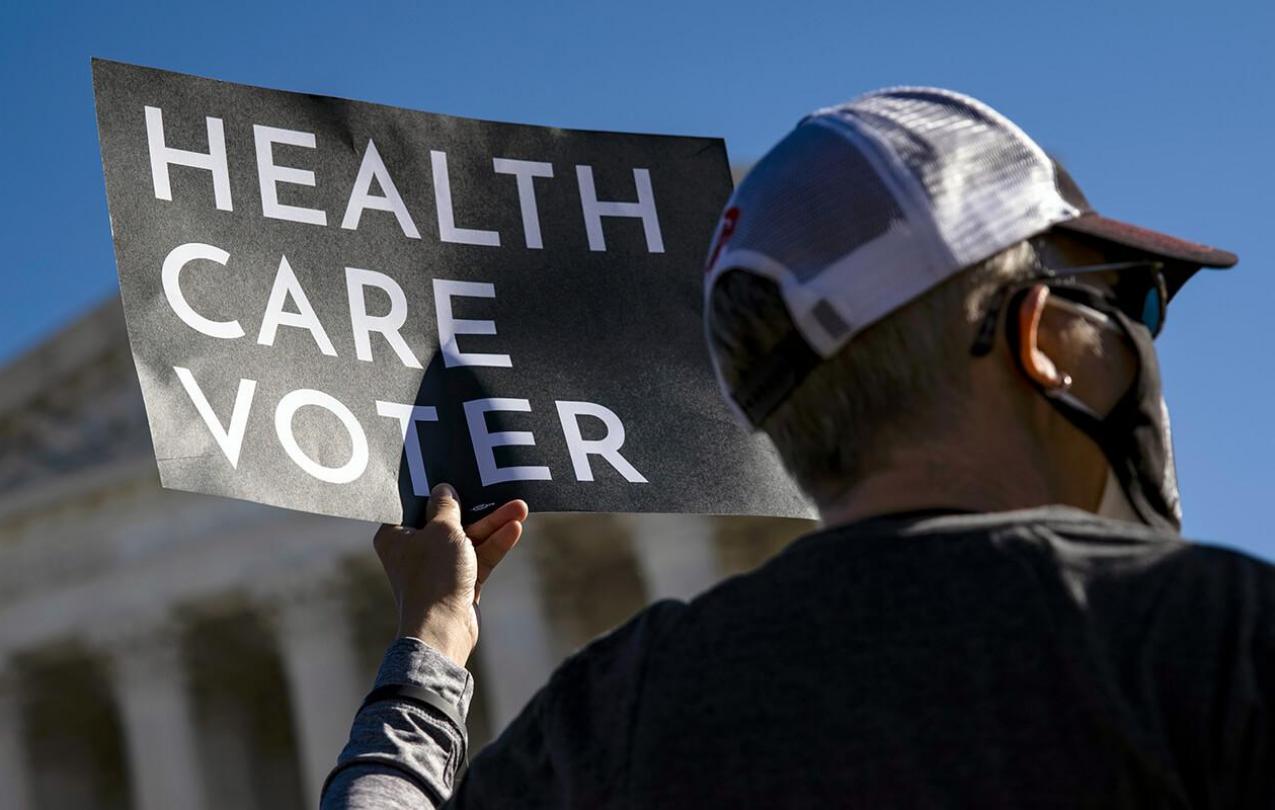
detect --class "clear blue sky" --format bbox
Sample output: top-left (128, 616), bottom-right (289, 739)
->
top-left (2, 0), bottom-right (1271, 558)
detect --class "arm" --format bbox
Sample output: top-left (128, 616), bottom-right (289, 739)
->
top-left (321, 639), bottom-right (473, 808)
top-left (322, 483), bottom-right (528, 810)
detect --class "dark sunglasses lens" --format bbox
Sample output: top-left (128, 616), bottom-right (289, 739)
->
top-left (1115, 269), bottom-right (1166, 338)
top-left (1140, 287), bottom-right (1164, 336)
top-left (1142, 274), bottom-right (1167, 336)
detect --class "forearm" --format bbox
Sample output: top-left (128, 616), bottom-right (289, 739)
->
top-left (322, 637), bottom-right (473, 810)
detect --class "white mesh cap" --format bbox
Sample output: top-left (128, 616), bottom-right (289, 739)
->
top-left (704, 86), bottom-right (1084, 427)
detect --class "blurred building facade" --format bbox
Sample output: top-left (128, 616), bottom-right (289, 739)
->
top-left (0, 299), bottom-right (813, 810)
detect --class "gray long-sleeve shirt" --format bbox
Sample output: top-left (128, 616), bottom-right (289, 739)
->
top-left (322, 507), bottom-right (1275, 808)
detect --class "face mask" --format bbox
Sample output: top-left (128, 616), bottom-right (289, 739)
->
top-left (1008, 289), bottom-right (1183, 533)
top-left (1097, 467), bottom-right (1142, 524)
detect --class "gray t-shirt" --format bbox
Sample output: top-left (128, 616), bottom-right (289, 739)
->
top-left (324, 507), bottom-right (1274, 808)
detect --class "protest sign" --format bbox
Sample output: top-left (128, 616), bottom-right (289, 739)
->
top-left (92, 59), bottom-right (814, 525)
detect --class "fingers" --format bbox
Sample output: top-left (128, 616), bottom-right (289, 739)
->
top-left (475, 519), bottom-right (523, 585)
top-left (383, 491), bottom-right (525, 546)
top-left (425, 483), bottom-right (462, 528)
top-left (474, 519), bottom-right (523, 604)
top-left (373, 522), bottom-right (412, 557)
top-left (467, 499), bottom-right (530, 544)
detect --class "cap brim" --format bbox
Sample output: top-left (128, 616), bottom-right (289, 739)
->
top-left (1055, 212), bottom-right (1237, 269)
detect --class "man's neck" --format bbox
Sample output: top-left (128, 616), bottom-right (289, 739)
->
top-left (817, 442), bottom-right (1076, 528)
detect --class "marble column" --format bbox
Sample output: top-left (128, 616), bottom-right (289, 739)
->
top-left (626, 514), bottom-right (722, 602)
top-left (0, 659), bottom-right (35, 810)
top-left (267, 572), bottom-right (366, 810)
top-left (103, 619), bottom-right (208, 810)
top-left (473, 537), bottom-right (558, 733)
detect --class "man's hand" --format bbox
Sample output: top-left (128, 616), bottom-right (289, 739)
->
top-left (373, 483), bottom-right (529, 668)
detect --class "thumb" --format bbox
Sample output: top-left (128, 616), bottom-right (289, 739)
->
top-left (426, 482), bottom-right (462, 527)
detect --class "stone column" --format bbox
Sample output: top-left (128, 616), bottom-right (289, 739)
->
top-left (102, 619), bottom-right (208, 810)
top-left (626, 514), bottom-right (722, 602)
top-left (0, 659), bottom-right (35, 810)
top-left (267, 571), bottom-right (367, 809)
top-left (474, 537), bottom-right (558, 733)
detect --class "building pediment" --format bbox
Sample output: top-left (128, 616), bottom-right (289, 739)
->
top-left (0, 297), bottom-right (152, 502)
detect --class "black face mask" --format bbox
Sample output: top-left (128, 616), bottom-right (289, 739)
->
top-left (1004, 285), bottom-right (1182, 533)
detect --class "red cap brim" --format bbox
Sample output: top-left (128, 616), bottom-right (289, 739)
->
top-left (1055, 212), bottom-right (1237, 269)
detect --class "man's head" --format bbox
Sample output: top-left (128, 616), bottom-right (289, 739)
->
top-left (704, 88), bottom-right (1236, 528)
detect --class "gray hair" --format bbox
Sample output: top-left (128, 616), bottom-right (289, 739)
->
top-left (707, 240), bottom-right (1037, 506)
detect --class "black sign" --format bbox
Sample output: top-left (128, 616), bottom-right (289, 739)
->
top-left (92, 59), bottom-right (813, 525)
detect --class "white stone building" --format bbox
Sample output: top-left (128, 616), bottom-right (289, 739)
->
top-left (0, 299), bottom-right (813, 810)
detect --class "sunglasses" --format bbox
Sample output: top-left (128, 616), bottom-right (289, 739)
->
top-left (970, 258), bottom-right (1168, 356)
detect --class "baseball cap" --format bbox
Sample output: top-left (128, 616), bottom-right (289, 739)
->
top-left (703, 86), bottom-right (1238, 428)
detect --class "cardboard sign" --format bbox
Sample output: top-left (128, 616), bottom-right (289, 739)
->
top-left (92, 59), bottom-right (813, 525)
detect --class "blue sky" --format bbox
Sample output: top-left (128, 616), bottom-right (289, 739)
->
top-left (2, 0), bottom-right (1271, 558)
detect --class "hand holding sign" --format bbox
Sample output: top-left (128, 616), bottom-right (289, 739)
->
top-left (373, 484), bottom-right (528, 667)
top-left (93, 59), bottom-right (813, 524)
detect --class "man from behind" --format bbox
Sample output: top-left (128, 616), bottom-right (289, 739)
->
top-left (324, 88), bottom-right (1273, 808)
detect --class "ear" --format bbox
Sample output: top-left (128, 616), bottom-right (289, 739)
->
top-left (1014, 285), bottom-right (1073, 391)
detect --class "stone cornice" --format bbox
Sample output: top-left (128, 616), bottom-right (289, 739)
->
top-left (0, 295), bottom-right (153, 503)
top-left (0, 456), bottom-right (155, 527)
top-left (0, 297), bottom-right (127, 418)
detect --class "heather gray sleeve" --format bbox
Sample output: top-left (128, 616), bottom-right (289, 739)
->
top-left (321, 637), bottom-right (474, 810)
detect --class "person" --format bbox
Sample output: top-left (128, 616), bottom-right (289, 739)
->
top-left (322, 88), bottom-right (1273, 808)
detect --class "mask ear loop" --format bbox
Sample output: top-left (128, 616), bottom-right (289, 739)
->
top-left (1008, 285), bottom-right (1105, 423)
top-left (1016, 285), bottom-right (1073, 392)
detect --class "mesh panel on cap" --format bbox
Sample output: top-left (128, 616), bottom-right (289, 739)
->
top-left (844, 89), bottom-right (1063, 267)
top-left (706, 85), bottom-right (1090, 428)
top-left (727, 123), bottom-right (905, 283)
